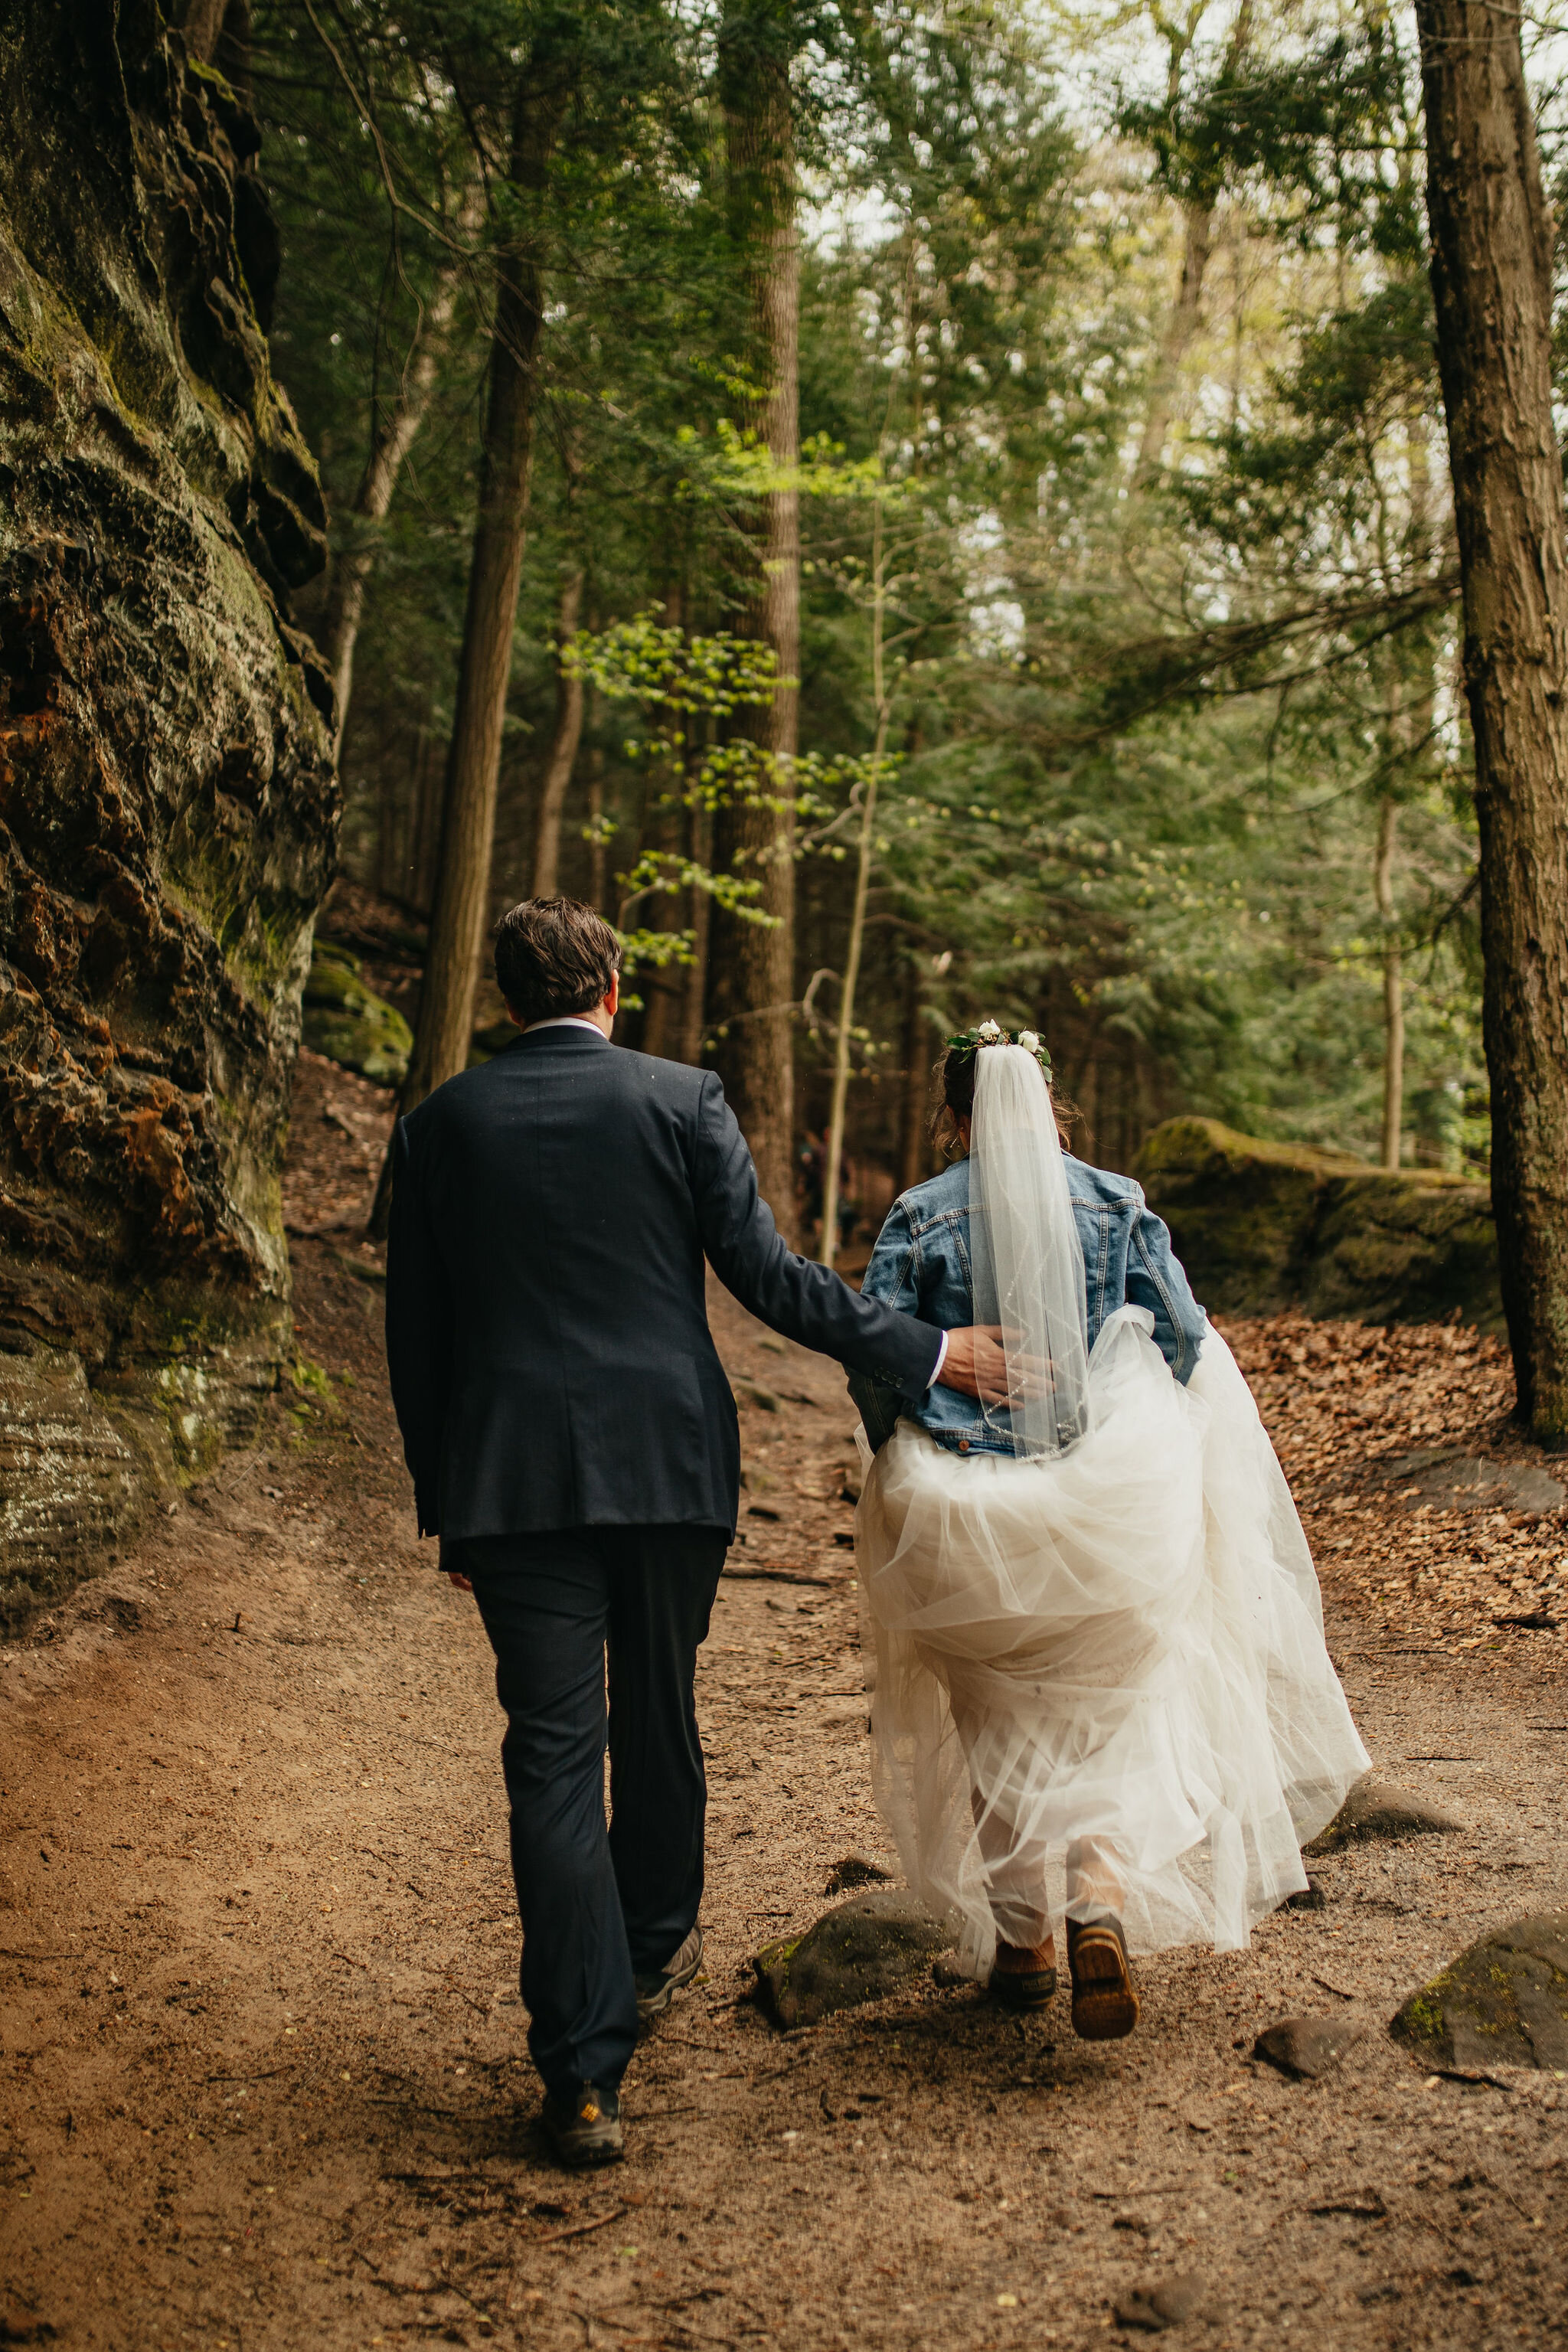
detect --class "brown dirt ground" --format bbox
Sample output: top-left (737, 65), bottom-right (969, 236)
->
top-left (3, 1057), bottom-right (1566, 2352)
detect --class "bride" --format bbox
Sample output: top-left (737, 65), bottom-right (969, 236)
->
top-left (848, 1026), bottom-right (1369, 2039)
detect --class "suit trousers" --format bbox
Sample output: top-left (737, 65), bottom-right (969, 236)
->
top-left (453, 1524), bottom-right (727, 2101)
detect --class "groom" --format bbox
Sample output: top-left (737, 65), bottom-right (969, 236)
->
top-left (385, 897), bottom-right (999, 2166)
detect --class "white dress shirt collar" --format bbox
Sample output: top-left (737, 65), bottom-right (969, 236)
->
top-left (523, 1015), bottom-right (609, 1038)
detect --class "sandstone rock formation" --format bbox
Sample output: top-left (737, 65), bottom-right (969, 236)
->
top-left (0, 5), bottom-right (335, 1628)
top-left (1133, 1116), bottom-right (1501, 1330)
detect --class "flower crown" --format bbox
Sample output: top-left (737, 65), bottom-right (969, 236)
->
top-left (945, 1020), bottom-right (1054, 1082)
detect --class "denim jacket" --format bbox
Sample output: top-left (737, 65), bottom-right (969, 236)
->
top-left (848, 1153), bottom-right (1207, 1456)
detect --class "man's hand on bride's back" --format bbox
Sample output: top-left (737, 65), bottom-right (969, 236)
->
top-left (936, 1326), bottom-right (1014, 1406)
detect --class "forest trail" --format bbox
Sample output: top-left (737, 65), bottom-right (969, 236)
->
top-left (2, 1081), bottom-right (1566, 2352)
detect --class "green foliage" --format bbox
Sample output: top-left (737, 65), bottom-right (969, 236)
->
top-left (255, 0), bottom-right (1493, 1184)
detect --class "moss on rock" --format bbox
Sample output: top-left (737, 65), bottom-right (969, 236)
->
top-left (0, 9), bottom-right (335, 1626)
top-left (1390, 1914), bottom-right (1568, 2069)
top-left (753, 1890), bottom-right (951, 2029)
top-left (1132, 1117), bottom-right (1501, 1331)
top-left (302, 943), bottom-right (411, 1084)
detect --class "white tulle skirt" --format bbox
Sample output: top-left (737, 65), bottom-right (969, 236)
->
top-left (855, 1308), bottom-right (1369, 1974)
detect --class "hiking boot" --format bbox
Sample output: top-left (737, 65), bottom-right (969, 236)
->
top-left (989, 1937), bottom-right (1058, 2012)
top-left (541, 2080), bottom-right (623, 2168)
top-left (1067, 1914), bottom-right (1139, 2041)
top-left (635, 1922), bottom-right (704, 2027)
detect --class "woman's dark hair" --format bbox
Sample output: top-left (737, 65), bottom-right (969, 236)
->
top-left (494, 896), bottom-right (622, 1025)
top-left (929, 1040), bottom-right (1078, 1155)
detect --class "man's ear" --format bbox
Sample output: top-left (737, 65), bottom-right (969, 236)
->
top-left (505, 1001), bottom-right (525, 1029)
top-left (606, 972), bottom-right (620, 1019)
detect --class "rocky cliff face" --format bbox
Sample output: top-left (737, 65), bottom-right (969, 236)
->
top-left (0, 3), bottom-right (336, 1629)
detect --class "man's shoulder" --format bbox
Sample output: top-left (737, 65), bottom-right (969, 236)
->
top-left (611, 1046), bottom-right (713, 1102)
top-left (405, 1039), bottom-right (710, 1135)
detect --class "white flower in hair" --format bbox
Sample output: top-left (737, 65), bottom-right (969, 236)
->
top-left (1018, 1030), bottom-right (1040, 1053)
top-left (976, 1018), bottom-right (1002, 1043)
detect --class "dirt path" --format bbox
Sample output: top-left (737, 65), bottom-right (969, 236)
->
top-left (3, 1215), bottom-right (1566, 2350)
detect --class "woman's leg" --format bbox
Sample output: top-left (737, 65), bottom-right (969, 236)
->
top-left (949, 1690), bottom-right (1056, 1975)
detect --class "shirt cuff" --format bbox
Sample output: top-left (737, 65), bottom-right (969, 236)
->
top-left (930, 1329), bottom-right (951, 1387)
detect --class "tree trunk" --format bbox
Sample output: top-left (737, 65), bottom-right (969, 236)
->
top-left (679, 798), bottom-right (712, 1065)
top-left (822, 501), bottom-right (890, 1268)
top-left (408, 724), bottom-right (443, 913)
top-left (898, 959), bottom-right (933, 1193)
top-left (1414, 0), bottom-right (1568, 1441)
top-left (326, 255), bottom-right (466, 751)
top-left (369, 68), bottom-right (565, 1236)
top-left (1131, 0), bottom-right (1253, 488)
top-left (714, 2), bottom-right (799, 1234)
top-left (528, 563), bottom-right (586, 896)
top-left (586, 746), bottom-right (607, 911)
top-left (1374, 793), bottom-right (1404, 1171)
top-left (1131, 196), bottom-right (1215, 488)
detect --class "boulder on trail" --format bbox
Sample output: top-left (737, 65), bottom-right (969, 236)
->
top-left (1254, 2015), bottom-right (1366, 2080)
top-left (753, 1890), bottom-right (950, 2029)
top-left (1306, 1772), bottom-right (1463, 1854)
top-left (1390, 1913), bottom-right (1568, 2072)
top-left (1132, 1116), bottom-right (1501, 1329)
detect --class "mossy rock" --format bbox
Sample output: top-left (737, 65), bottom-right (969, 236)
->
top-left (1305, 1173), bottom-right (1501, 1329)
top-left (1132, 1116), bottom-right (1501, 1331)
top-left (1390, 1913), bottom-right (1568, 2069)
top-left (1306, 1772), bottom-right (1463, 1854)
top-left (753, 1889), bottom-right (950, 2029)
top-left (302, 942), bottom-right (412, 1084)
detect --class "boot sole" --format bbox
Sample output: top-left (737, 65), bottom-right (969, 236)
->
top-left (1069, 1923), bottom-right (1139, 2041)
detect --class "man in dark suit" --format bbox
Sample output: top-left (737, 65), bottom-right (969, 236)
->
top-left (386, 898), bottom-right (998, 2167)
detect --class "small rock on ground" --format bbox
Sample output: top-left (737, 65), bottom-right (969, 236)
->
top-left (753, 1890), bottom-right (950, 2029)
top-left (1389, 1910), bottom-right (1568, 2070)
top-left (1114, 2272), bottom-right (1208, 2331)
top-left (1307, 1770), bottom-right (1462, 1853)
top-left (824, 1851), bottom-right (893, 1895)
top-left (1254, 2014), bottom-right (1366, 2079)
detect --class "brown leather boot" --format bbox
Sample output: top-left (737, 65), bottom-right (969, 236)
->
top-left (1067, 1914), bottom-right (1139, 2040)
top-left (988, 1938), bottom-right (1058, 2011)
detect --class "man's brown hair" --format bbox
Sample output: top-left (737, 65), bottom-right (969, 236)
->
top-left (493, 897), bottom-right (622, 1027)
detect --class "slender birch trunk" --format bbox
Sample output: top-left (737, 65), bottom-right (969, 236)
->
top-left (821, 504), bottom-right (888, 1269)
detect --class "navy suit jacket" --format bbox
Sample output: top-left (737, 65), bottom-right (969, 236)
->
top-left (384, 1025), bottom-right (945, 1541)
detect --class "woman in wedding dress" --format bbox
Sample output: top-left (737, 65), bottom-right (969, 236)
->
top-left (848, 1027), bottom-right (1369, 2040)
